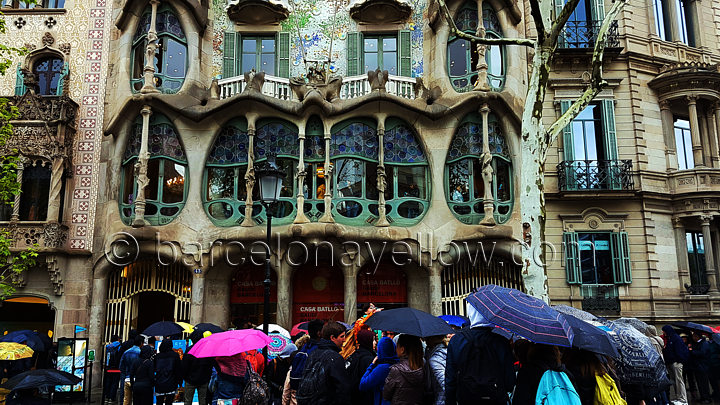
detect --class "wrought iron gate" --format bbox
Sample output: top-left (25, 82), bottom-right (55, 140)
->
top-left (104, 260), bottom-right (192, 342)
top-left (441, 256), bottom-right (524, 316)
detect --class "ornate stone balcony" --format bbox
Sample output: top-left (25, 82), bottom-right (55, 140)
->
top-left (226, 0), bottom-right (290, 25)
top-left (669, 168), bottom-right (720, 195)
top-left (348, 0), bottom-right (413, 24)
top-left (0, 222), bottom-right (68, 250)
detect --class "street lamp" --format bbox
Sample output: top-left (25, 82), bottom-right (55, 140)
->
top-left (255, 158), bottom-right (284, 361)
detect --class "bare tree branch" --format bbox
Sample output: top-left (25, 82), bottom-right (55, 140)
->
top-left (528, 0), bottom-right (547, 41)
top-left (546, 0), bottom-right (628, 147)
top-left (436, 0), bottom-right (536, 47)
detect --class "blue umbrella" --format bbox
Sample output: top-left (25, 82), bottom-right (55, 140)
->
top-left (365, 308), bottom-right (455, 337)
top-left (563, 313), bottom-right (620, 358)
top-left (672, 321), bottom-right (720, 344)
top-left (143, 321), bottom-right (184, 337)
top-left (0, 330), bottom-right (46, 351)
top-left (466, 285), bottom-right (574, 347)
top-left (439, 315), bottom-right (470, 328)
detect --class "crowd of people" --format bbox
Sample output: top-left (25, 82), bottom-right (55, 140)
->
top-left (102, 307), bottom-right (720, 405)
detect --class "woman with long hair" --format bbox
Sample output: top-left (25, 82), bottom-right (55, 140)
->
top-left (383, 334), bottom-right (425, 405)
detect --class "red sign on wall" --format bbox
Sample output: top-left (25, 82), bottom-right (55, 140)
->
top-left (230, 267), bottom-right (277, 304)
top-left (292, 266), bottom-right (344, 323)
top-left (357, 264), bottom-right (407, 304)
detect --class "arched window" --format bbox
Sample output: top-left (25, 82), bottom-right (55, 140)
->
top-left (32, 56), bottom-right (66, 96)
top-left (120, 114), bottom-right (188, 225)
top-left (447, 2), bottom-right (505, 92)
top-left (446, 114), bottom-right (513, 224)
top-left (253, 120), bottom-right (299, 223)
top-left (329, 120), bottom-right (379, 225)
top-left (131, 6), bottom-right (187, 93)
top-left (301, 115), bottom-right (326, 221)
top-left (382, 118), bottom-right (429, 225)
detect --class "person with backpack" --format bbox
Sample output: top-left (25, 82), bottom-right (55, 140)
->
top-left (346, 329), bottom-right (376, 405)
top-left (118, 334), bottom-right (144, 405)
top-left (359, 337), bottom-right (398, 405)
top-left (563, 348), bottom-right (625, 405)
top-left (215, 352), bottom-right (249, 402)
top-left (282, 334), bottom-right (310, 405)
top-left (445, 306), bottom-right (515, 405)
top-left (513, 343), bottom-right (578, 405)
top-left (425, 335), bottom-right (448, 405)
top-left (103, 335), bottom-right (122, 404)
top-left (296, 321), bottom-right (351, 405)
top-left (287, 320), bottom-right (324, 395)
top-left (383, 334), bottom-right (426, 405)
top-left (155, 339), bottom-right (182, 405)
top-left (267, 343), bottom-right (298, 405)
top-left (183, 330), bottom-right (215, 405)
top-left (662, 325), bottom-right (689, 405)
top-left (130, 345), bottom-right (156, 405)
top-left (689, 332), bottom-right (712, 404)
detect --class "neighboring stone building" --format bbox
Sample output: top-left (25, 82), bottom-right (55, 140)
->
top-left (0, 0), bottom-right (111, 339)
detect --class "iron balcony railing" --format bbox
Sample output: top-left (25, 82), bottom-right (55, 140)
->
top-left (580, 284), bottom-right (621, 313)
top-left (557, 159), bottom-right (634, 191)
top-left (559, 20), bottom-right (620, 49)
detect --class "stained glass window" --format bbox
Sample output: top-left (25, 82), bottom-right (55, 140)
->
top-left (331, 122), bottom-right (378, 159)
top-left (255, 122), bottom-right (299, 159)
top-left (207, 126), bottom-right (249, 165)
top-left (304, 136), bottom-right (325, 161)
top-left (124, 121), bottom-right (187, 162)
top-left (384, 125), bottom-right (427, 163)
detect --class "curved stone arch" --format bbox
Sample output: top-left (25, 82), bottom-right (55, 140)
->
top-left (23, 47), bottom-right (66, 72)
top-left (115, 0), bottom-right (208, 35)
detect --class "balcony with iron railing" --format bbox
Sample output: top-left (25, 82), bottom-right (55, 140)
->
top-left (557, 159), bottom-right (634, 191)
top-left (217, 73), bottom-right (416, 101)
top-left (580, 284), bottom-right (621, 313)
top-left (559, 20), bottom-right (620, 49)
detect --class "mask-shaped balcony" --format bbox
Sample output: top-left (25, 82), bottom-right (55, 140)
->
top-left (226, 0), bottom-right (291, 25)
top-left (348, 0), bottom-right (413, 25)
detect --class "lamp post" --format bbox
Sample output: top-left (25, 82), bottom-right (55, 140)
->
top-left (255, 158), bottom-right (284, 361)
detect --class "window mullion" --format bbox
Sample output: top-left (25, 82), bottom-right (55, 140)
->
top-left (157, 159), bottom-right (165, 203)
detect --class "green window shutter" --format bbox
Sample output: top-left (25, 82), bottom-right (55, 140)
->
top-left (563, 232), bottom-right (581, 284)
top-left (56, 62), bottom-right (69, 96)
top-left (591, 0), bottom-right (606, 21)
top-left (601, 99), bottom-right (618, 160)
top-left (399, 30), bottom-right (412, 77)
top-left (561, 100), bottom-right (574, 161)
top-left (346, 32), bottom-right (362, 76)
top-left (222, 32), bottom-right (236, 78)
top-left (14, 64), bottom-right (25, 96)
top-left (277, 31), bottom-right (290, 78)
top-left (611, 231), bottom-right (632, 284)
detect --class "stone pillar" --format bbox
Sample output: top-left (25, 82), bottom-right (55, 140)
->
top-left (664, 0), bottom-right (681, 42)
top-left (132, 105), bottom-right (152, 227)
top-left (376, 117), bottom-right (389, 227)
top-left (10, 158), bottom-right (24, 221)
top-left (141, 0), bottom-right (161, 93)
top-left (660, 100), bottom-right (678, 170)
top-left (701, 215), bottom-right (719, 293)
top-left (427, 262), bottom-right (443, 316)
top-left (685, 0), bottom-right (701, 47)
top-left (46, 157), bottom-right (64, 223)
top-left (479, 104), bottom-right (495, 225)
top-left (473, 0), bottom-right (489, 91)
top-left (276, 259), bottom-right (292, 329)
top-left (700, 110), bottom-right (713, 168)
top-left (673, 217), bottom-right (691, 292)
top-left (319, 131), bottom-right (334, 223)
top-left (706, 109), bottom-right (720, 168)
top-left (714, 103), bottom-right (720, 167)
top-left (294, 126), bottom-right (309, 224)
top-left (189, 274), bottom-right (205, 325)
top-left (688, 96), bottom-right (704, 167)
top-left (343, 262), bottom-right (358, 324)
top-left (88, 275), bottom-right (109, 390)
top-left (242, 126), bottom-right (256, 227)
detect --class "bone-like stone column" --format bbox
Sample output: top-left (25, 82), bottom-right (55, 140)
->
top-left (132, 105), bottom-right (152, 227)
top-left (376, 116), bottom-right (389, 227)
top-left (319, 131), bottom-right (334, 223)
top-left (141, 0), bottom-right (161, 93)
top-left (294, 124), bottom-right (310, 224)
top-left (242, 125), bottom-right (256, 227)
top-left (479, 104), bottom-right (495, 225)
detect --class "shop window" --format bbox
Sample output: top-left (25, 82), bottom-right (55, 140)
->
top-left (674, 117), bottom-right (693, 170)
top-left (347, 31), bottom-right (411, 77)
top-left (222, 32), bottom-right (290, 78)
top-left (564, 231), bottom-right (632, 285)
top-left (446, 113), bottom-right (512, 224)
top-left (120, 114), bottom-right (187, 225)
top-left (131, 6), bottom-right (187, 93)
top-left (447, 2), bottom-right (504, 92)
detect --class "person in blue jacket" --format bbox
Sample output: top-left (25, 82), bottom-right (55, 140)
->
top-left (359, 337), bottom-right (398, 405)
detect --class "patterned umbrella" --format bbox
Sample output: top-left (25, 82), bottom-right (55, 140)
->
top-left (606, 321), bottom-right (671, 390)
top-left (266, 333), bottom-right (291, 359)
top-left (615, 317), bottom-right (649, 334)
top-left (0, 342), bottom-right (33, 360)
top-left (466, 285), bottom-right (574, 347)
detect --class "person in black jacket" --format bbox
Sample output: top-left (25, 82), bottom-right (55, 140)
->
top-left (183, 331), bottom-right (215, 405)
top-left (662, 325), bottom-right (689, 404)
top-left (346, 329), bottom-right (376, 405)
top-left (155, 339), bottom-right (182, 405)
top-left (267, 342), bottom-right (298, 405)
top-left (297, 321), bottom-right (351, 405)
top-left (512, 343), bottom-right (570, 405)
top-left (131, 346), bottom-right (156, 405)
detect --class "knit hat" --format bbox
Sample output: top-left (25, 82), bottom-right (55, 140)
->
top-left (357, 329), bottom-right (375, 350)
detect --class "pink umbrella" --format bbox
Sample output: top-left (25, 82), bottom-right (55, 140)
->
top-left (187, 329), bottom-right (272, 358)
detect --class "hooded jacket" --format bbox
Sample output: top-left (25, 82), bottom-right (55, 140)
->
top-left (427, 343), bottom-right (447, 405)
top-left (662, 325), bottom-right (689, 364)
top-left (360, 337), bottom-right (398, 405)
top-left (131, 346), bottom-right (156, 391)
top-left (511, 357), bottom-right (569, 405)
top-left (383, 359), bottom-right (425, 405)
top-left (347, 345), bottom-right (376, 405)
top-left (154, 339), bottom-right (182, 393)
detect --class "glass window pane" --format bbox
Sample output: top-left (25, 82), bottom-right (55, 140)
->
top-left (366, 162), bottom-right (379, 200)
top-left (242, 52), bottom-right (257, 73)
top-left (386, 165), bottom-right (394, 200)
top-left (383, 52), bottom-right (397, 75)
top-left (19, 163), bottom-right (51, 221)
top-left (162, 162), bottom-right (185, 203)
top-left (364, 53), bottom-right (378, 73)
top-left (578, 233), bottom-right (613, 285)
top-left (449, 159), bottom-right (470, 202)
top-left (654, 0), bottom-right (666, 40)
top-left (383, 37), bottom-right (396, 52)
top-left (496, 159), bottom-right (510, 202)
top-left (132, 43), bottom-right (145, 79)
top-left (488, 45), bottom-right (502, 76)
top-left (335, 159), bottom-right (363, 198)
top-left (0, 202), bottom-right (11, 221)
top-left (146, 159), bottom-right (159, 201)
top-left (164, 38), bottom-right (186, 78)
top-left (261, 39), bottom-right (275, 53)
top-left (122, 160), bottom-right (136, 204)
top-left (206, 168), bottom-right (234, 201)
top-left (261, 53), bottom-right (275, 74)
top-left (364, 38), bottom-right (378, 52)
top-left (243, 39), bottom-right (257, 53)
top-left (448, 40), bottom-right (469, 76)
top-left (277, 159), bottom-right (295, 198)
top-left (472, 159), bottom-right (484, 200)
top-left (397, 166), bottom-right (426, 199)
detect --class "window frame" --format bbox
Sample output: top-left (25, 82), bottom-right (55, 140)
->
top-left (1, 0), bottom-right (64, 8)
top-left (240, 35), bottom-right (277, 76)
top-left (362, 34), bottom-right (399, 76)
top-left (674, 117), bottom-right (694, 170)
top-left (686, 231), bottom-right (708, 288)
top-left (564, 230), bottom-right (632, 285)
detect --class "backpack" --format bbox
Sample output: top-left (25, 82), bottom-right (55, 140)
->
top-left (106, 343), bottom-right (121, 369)
top-left (456, 330), bottom-right (507, 404)
top-left (289, 341), bottom-right (318, 390)
top-left (241, 360), bottom-right (269, 405)
top-left (296, 350), bottom-right (334, 404)
top-left (535, 370), bottom-right (581, 405)
top-left (593, 373), bottom-right (627, 405)
top-left (422, 357), bottom-right (438, 405)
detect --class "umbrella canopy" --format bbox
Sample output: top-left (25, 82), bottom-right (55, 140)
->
top-left (672, 321), bottom-right (720, 344)
top-left (0, 343), bottom-right (33, 361)
top-left (176, 322), bottom-right (195, 333)
top-left (143, 321), bottom-right (184, 337)
top-left (466, 285), bottom-right (574, 347)
top-left (291, 322), bottom-right (309, 337)
top-left (364, 307), bottom-right (455, 337)
top-left (1, 369), bottom-right (81, 391)
top-left (553, 305), bottom-right (599, 323)
top-left (267, 333), bottom-right (292, 359)
top-left (562, 314), bottom-right (620, 358)
top-left (188, 330), bottom-right (272, 358)
top-left (254, 324), bottom-right (291, 339)
top-left (607, 321), bottom-right (670, 389)
top-left (439, 315), bottom-right (470, 328)
top-left (195, 323), bottom-right (224, 334)
top-left (615, 317), bottom-right (650, 334)
top-left (0, 330), bottom-right (45, 351)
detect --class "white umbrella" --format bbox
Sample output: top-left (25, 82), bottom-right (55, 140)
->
top-left (254, 324), bottom-right (290, 339)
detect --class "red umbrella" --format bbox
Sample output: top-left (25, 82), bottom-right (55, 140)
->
top-left (291, 322), bottom-right (309, 337)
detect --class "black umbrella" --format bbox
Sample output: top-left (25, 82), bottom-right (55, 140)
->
top-left (672, 321), bottom-right (720, 344)
top-left (365, 308), bottom-right (455, 337)
top-left (0, 330), bottom-right (46, 351)
top-left (1, 369), bottom-right (81, 390)
top-left (194, 323), bottom-right (224, 334)
top-left (563, 313), bottom-right (620, 358)
top-left (142, 321), bottom-right (184, 337)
